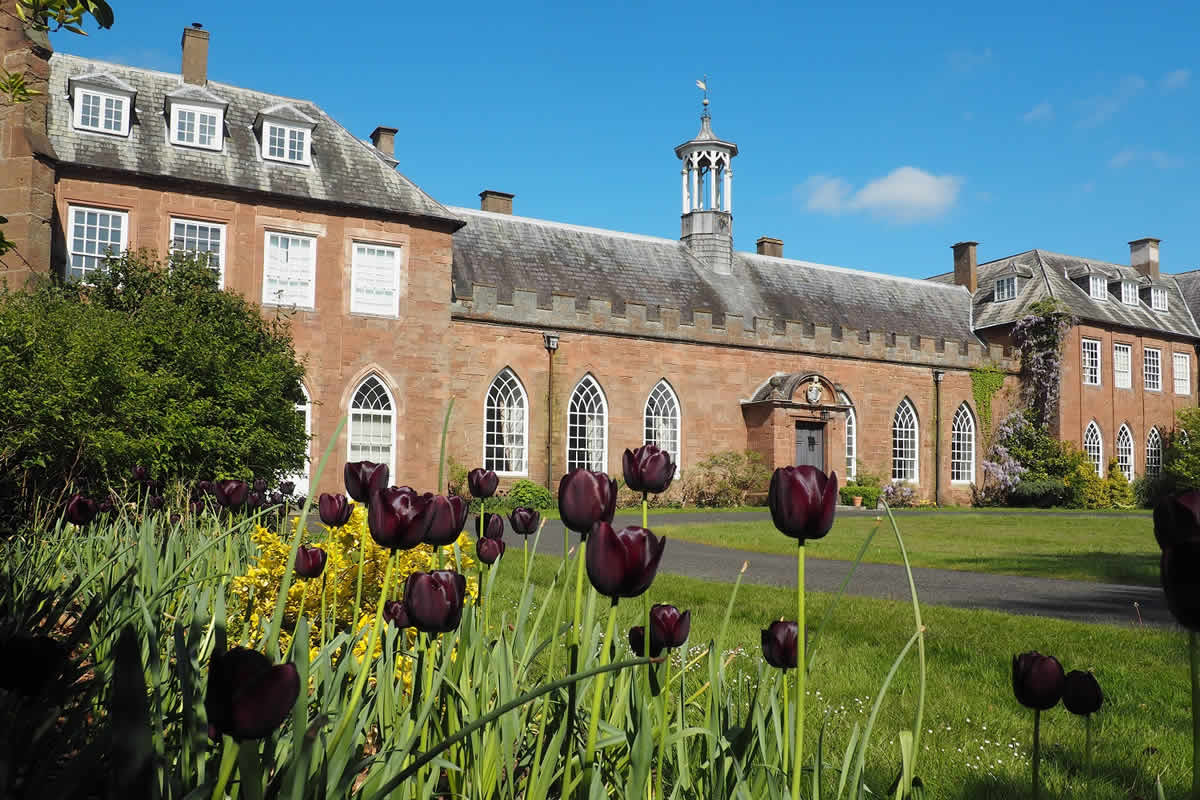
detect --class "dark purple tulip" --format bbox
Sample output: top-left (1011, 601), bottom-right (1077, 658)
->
top-left (403, 570), bottom-right (468, 634)
top-left (768, 465), bottom-right (839, 543)
top-left (629, 626), bottom-right (662, 658)
top-left (148, 494), bottom-right (165, 511)
top-left (295, 545), bottom-right (327, 579)
top-left (476, 512), bottom-right (504, 540)
top-left (344, 461), bottom-right (390, 503)
top-left (477, 536), bottom-right (506, 565)
top-left (368, 486), bottom-right (434, 550)
top-left (98, 498), bottom-right (115, 517)
top-left (649, 604), bottom-right (691, 652)
top-left (509, 507), bottom-right (541, 537)
top-left (1012, 651), bottom-right (1065, 711)
top-left (189, 500), bottom-right (205, 516)
top-left (623, 444), bottom-right (676, 495)
top-left (585, 522), bottom-right (665, 599)
top-left (1062, 670), bottom-right (1104, 716)
top-left (0, 635), bottom-right (66, 695)
top-left (197, 479), bottom-right (214, 496)
top-left (761, 621), bottom-right (799, 669)
top-left (318, 493), bottom-right (354, 527)
top-left (267, 491), bottom-right (284, 507)
top-left (424, 495), bottom-right (469, 546)
top-left (169, 513), bottom-right (182, 525)
top-left (205, 647), bottom-right (300, 741)
top-left (1154, 491), bottom-right (1200, 550)
top-left (558, 469), bottom-right (617, 537)
top-left (383, 600), bottom-right (411, 629)
top-left (65, 494), bottom-right (97, 526)
top-left (279, 481), bottom-right (295, 496)
top-left (467, 468), bottom-right (499, 499)
top-left (1161, 538), bottom-right (1200, 631)
top-left (252, 478), bottom-right (268, 494)
top-left (133, 465), bottom-right (150, 484)
top-left (246, 492), bottom-right (263, 510)
top-left (213, 479), bottom-right (250, 509)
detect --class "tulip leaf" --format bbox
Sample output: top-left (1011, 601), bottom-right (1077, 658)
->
top-left (109, 625), bottom-right (155, 796)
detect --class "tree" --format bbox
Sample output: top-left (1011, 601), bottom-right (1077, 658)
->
top-left (0, 251), bottom-right (308, 530)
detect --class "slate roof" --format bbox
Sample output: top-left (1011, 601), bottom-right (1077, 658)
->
top-left (450, 207), bottom-right (978, 343)
top-left (45, 54), bottom-right (460, 227)
top-left (939, 249), bottom-right (1200, 340)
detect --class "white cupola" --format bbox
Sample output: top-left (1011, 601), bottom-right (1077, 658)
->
top-left (675, 89), bottom-right (738, 275)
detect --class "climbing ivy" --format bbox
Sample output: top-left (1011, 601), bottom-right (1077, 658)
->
top-left (970, 365), bottom-right (1006, 440)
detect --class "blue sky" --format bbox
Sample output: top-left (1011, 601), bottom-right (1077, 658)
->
top-left (53, 0), bottom-right (1198, 279)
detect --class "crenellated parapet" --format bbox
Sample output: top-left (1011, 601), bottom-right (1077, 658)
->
top-left (452, 282), bottom-right (1018, 372)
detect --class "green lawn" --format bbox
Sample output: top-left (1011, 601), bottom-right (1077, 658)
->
top-left (651, 513), bottom-right (1162, 586)
top-left (488, 552), bottom-right (1188, 800)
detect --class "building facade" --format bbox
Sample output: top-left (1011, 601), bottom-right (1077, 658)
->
top-left (2, 18), bottom-right (1196, 503)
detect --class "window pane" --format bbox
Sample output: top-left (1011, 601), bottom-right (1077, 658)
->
top-left (567, 377), bottom-right (607, 472)
top-left (644, 380), bottom-right (681, 472)
top-left (485, 369), bottom-right (527, 473)
top-left (891, 400), bottom-right (918, 482)
top-left (349, 377), bottom-right (393, 475)
top-left (1084, 423), bottom-right (1102, 476)
top-left (351, 243), bottom-right (399, 315)
top-left (68, 205), bottom-right (125, 282)
top-left (951, 405), bottom-right (975, 483)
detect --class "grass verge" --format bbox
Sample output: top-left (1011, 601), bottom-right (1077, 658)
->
top-left (490, 550), bottom-right (1187, 800)
top-left (652, 513), bottom-right (1161, 585)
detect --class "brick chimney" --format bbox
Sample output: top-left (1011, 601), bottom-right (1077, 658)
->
top-left (1129, 237), bottom-right (1160, 279)
top-left (756, 236), bottom-right (783, 258)
top-left (952, 241), bottom-right (978, 293)
top-left (181, 23), bottom-right (209, 85)
top-left (479, 190), bottom-right (514, 215)
top-left (0, 0), bottom-right (55, 284)
top-left (369, 126), bottom-right (397, 159)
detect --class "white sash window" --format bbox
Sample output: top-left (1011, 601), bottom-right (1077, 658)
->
top-left (263, 232), bottom-right (316, 308)
top-left (351, 242), bottom-right (401, 316)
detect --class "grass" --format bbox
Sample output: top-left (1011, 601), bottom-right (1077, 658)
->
top-left (651, 513), bottom-right (1162, 586)
top-left (489, 547), bottom-right (1189, 800)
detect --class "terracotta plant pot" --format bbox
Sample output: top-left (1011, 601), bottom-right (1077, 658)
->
top-left (852, 496), bottom-right (863, 507)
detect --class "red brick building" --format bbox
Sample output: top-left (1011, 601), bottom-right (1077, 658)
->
top-left (2, 20), bottom-right (1196, 503)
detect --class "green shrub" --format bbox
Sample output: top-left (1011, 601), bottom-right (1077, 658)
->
top-left (504, 478), bottom-right (556, 510)
top-left (1165, 408), bottom-right (1200, 492)
top-left (680, 450), bottom-right (770, 507)
top-left (0, 251), bottom-right (307, 531)
top-left (1133, 472), bottom-right (1171, 509)
top-left (1009, 477), bottom-right (1071, 508)
top-left (1106, 458), bottom-right (1136, 509)
top-left (852, 462), bottom-right (883, 488)
top-left (1066, 462), bottom-right (1110, 509)
top-left (839, 483), bottom-right (881, 508)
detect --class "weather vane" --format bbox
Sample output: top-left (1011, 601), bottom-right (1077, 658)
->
top-left (695, 75), bottom-right (710, 112)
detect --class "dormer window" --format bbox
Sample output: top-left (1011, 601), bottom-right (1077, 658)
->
top-left (994, 275), bottom-right (1017, 302)
top-left (1121, 281), bottom-right (1139, 306)
top-left (1089, 275), bottom-right (1107, 300)
top-left (170, 103), bottom-right (222, 150)
top-left (256, 103), bottom-right (317, 166)
top-left (1152, 287), bottom-right (1169, 312)
top-left (70, 76), bottom-right (135, 137)
top-left (265, 122), bottom-right (309, 164)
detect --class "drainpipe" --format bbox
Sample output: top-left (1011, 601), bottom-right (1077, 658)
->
top-left (933, 370), bottom-right (944, 507)
top-left (543, 332), bottom-right (560, 490)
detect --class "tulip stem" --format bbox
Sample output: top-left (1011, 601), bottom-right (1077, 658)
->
top-left (585, 599), bottom-right (620, 775)
top-left (523, 536), bottom-right (529, 584)
top-left (353, 520), bottom-right (368, 630)
top-left (210, 737), bottom-right (238, 800)
top-left (563, 538), bottom-right (587, 799)
top-left (1032, 708), bottom-right (1041, 800)
top-left (1192, 631), bottom-right (1200, 800)
top-left (320, 573), bottom-right (328, 651)
top-left (291, 580), bottom-right (308, 649)
top-left (329, 550), bottom-right (396, 757)
top-left (781, 669), bottom-right (789, 776)
top-left (642, 494), bottom-right (648, 529)
top-left (793, 542), bottom-right (806, 800)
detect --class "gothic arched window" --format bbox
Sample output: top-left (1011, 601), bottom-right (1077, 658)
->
top-left (950, 404), bottom-right (976, 483)
top-left (644, 380), bottom-right (681, 472)
top-left (567, 375), bottom-right (607, 472)
top-left (288, 384), bottom-right (312, 496)
top-left (348, 375), bottom-right (395, 476)
top-left (1116, 424), bottom-right (1133, 481)
top-left (484, 368), bottom-right (528, 475)
top-left (891, 399), bottom-right (918, 482)
top-left (838, 391), bottom-right (857, 479)
top-left (1147, 428), bottom-right (1163, 478)
top-left (1083, 421), bottom-right (1103, 477)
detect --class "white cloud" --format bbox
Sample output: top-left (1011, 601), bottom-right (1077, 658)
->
top-left (1162, 68), bottom-right (1191, 92)
top-left (948, 47), bottom-right (992, 73)
top-left (1079, 181), bottom-right (1096, 194)
top-left (1108, 148), bottom-right (1184, 169)
top-left (1022, 101), bottom-right (1053, 123)
top-left (799, 167), bottom-right (963, 224)
top-left (1079, 75), bottom-right (1146, 127)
